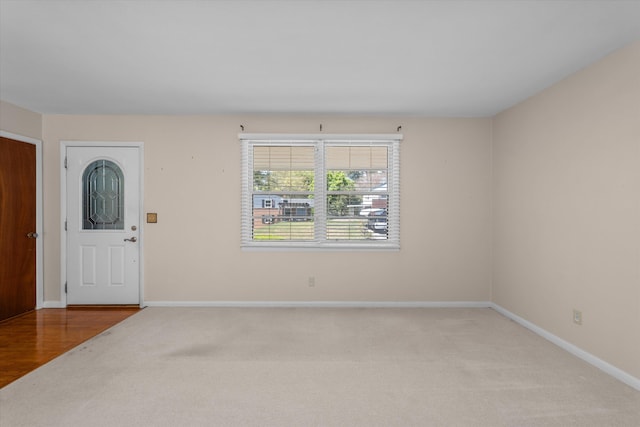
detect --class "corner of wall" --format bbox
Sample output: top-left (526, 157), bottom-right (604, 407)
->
top-left (0, 100), bottom-right (43, 140)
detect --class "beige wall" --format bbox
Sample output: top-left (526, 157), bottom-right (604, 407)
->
top-left (41, 115), bottom-right (492, 304)
top-left (492, 42), bottom-right (640, 378)
top-left (0, 100), bottom-right (42, 140)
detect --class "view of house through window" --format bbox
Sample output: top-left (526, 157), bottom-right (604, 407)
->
top-left (241, 135), bottom-right (401, 249)
top-left (252, 145), bottom-right (315, 240)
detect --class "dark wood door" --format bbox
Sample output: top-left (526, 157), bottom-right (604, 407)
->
top-left (0, 137), bottom-right (37, 321)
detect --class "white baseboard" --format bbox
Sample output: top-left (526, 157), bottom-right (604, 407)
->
top-left (143, 300), bottom-right (493, 308)
top-left (491, 303), bottom-right (640, 392)
top-left (42, 300), bottom-right (66, 308)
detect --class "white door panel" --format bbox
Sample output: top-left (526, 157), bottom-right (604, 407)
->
top-left (81, 246), bottom-right (96, 285)
top-left (66, 146), bottom-right (140, 304)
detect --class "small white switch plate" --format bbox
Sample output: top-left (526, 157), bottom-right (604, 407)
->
top-left (573, 309), bottom-right (582, 325)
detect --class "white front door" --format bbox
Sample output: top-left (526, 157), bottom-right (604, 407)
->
top-left (66, 146), bottom-right (140, 304)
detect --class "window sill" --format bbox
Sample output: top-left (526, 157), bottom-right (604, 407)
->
top-left (241, 242), bottom-right (400, 252)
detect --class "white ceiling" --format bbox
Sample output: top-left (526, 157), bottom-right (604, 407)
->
top-left (1, 0), bottom-right (639, 117)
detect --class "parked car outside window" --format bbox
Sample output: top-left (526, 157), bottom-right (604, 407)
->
top-left (367, 209), bottom-right (387, 234)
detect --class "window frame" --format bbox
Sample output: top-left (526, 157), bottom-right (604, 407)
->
top-left (240, 133), bottom-right (401, 251)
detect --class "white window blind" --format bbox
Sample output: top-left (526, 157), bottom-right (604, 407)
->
top-left (240, 134), bottom-right (401, 250)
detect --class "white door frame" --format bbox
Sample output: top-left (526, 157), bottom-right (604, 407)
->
top-left (60, 141), bottom-right (144, 307)
top-left (0, 130), bottom-right (44, 309)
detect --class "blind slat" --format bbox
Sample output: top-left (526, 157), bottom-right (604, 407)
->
top-left (254, 146), bottom-right (315, 170)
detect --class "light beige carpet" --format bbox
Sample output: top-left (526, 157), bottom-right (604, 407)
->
top-left (1, 307), bottom-right (638, 426)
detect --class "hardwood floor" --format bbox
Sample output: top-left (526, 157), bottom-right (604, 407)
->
top-left (0, 307), bottom-right (140, 388)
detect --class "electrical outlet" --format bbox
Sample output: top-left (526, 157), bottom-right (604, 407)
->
top-left (573, 309), bottom-right (582, 325)
top-left (308, 276), bottom-right (315, 287)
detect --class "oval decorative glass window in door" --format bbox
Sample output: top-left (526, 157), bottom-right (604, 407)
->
top-left (82, 159), bottom-right (124, 230)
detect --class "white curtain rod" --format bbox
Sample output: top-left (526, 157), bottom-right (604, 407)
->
top-left (238, 133), bottom-right (403, 141)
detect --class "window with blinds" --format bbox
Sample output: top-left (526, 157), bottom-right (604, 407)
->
top-left (240, 134), bottom-right (401, 250)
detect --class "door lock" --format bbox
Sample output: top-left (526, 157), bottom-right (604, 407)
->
top-left (26, 232), bottom-right (39, 239)
top-left (124, 237), bottom-right (137, 242)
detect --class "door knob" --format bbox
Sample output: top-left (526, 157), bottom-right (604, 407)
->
top-left (124, 237), bottom-right (137, 242)
top-left (26, 232), bottom-right (38, 239)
